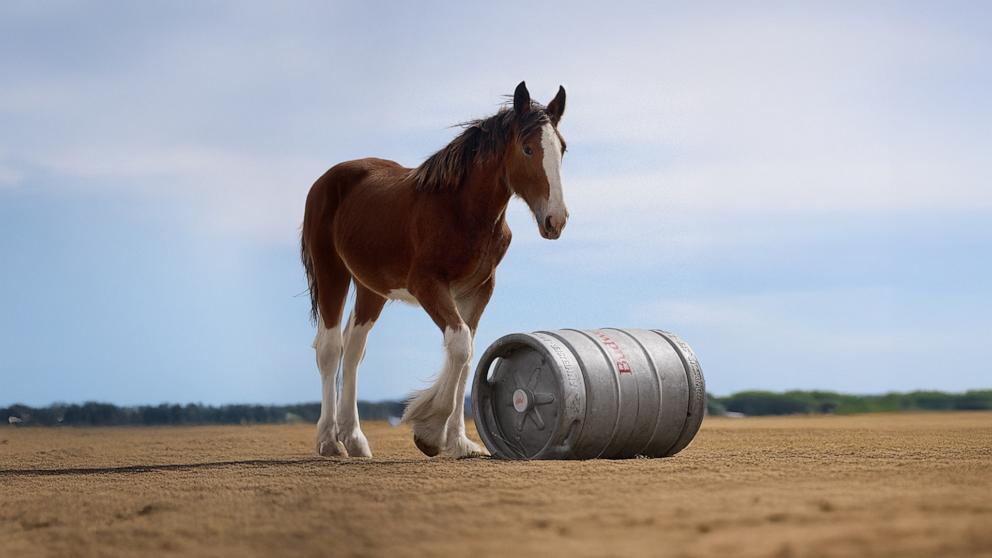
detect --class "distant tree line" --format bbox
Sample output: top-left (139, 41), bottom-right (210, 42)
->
top-left (706, 390), bottom-right (992, 416)
top-left (3, 390), bottom-right (990, 426)
top-left (2, 401), bottom-right (406, 427)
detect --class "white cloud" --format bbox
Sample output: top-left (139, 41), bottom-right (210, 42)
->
top-left (549, 13), bottom-right (991, 221)
top-left (629, 287), bottom-right (991, 393)
top-left (39, 143), bottom-right (325, 239)
top-left (1, 3), bottom-right (989, 246)
top-left (0, 163), bottom-right (21, 188)
top-left (637, 289), bottom-right (902, 353)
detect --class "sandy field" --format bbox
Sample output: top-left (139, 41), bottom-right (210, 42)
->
top-left (1, 412), bottom-right (990, 558)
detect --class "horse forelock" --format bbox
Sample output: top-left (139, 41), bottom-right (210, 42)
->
top-left (411, 101), bottom-right (551, 192)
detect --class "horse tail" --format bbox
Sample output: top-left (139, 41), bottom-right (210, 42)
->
top-left (300, 171), bottom-right (337, 326)
top-left (301, 164), bottom-right (357, 328)
top-left (300, 226), bottom-right (320, 325)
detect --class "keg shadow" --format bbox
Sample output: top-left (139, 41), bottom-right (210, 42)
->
top-left (0, 457), bottom-right (432, 478)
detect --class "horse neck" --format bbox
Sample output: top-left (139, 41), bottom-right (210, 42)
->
top-left (454, 159), bottom-right (512, 229)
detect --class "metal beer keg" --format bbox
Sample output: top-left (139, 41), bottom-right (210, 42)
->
top-left (471, 328), bottom-right (705, 459)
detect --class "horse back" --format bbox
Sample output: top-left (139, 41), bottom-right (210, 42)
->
top-left (306, 158), bottom-right (419, 292)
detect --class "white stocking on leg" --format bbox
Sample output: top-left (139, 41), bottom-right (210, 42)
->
top-left (314, 323), bottom-right (346, 457)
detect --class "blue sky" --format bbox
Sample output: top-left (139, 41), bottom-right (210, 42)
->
top-left (1, 1), bottom-right (990, 405)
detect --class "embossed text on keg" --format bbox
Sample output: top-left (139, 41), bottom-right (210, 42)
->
top-left (594, 332), bottom-right (632, 374)
top-left (550, 341), bottom-right (580, 388)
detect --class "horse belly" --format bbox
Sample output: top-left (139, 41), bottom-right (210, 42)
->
top-left (333, 179), bottom-right (416, 299)
top-left (386, 288), bottom-right (420, 306)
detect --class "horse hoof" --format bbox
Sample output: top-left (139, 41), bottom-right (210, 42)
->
top-left (318, 439), bottom-right (349, 458)
top-left (340, 431), bottom-right (373, 458)
top-left (444, 436), bottom-right (490, 459)
top-left (414, 435), bottom-right (440, 457)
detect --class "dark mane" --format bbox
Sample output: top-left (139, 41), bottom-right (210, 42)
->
top-left (411, 101), bottom-right (550, 192)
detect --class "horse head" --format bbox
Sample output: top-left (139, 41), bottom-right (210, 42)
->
top-left (504, 81), bottom-right (569, 240)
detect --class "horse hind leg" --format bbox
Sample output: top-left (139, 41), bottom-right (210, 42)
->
top-left (336, 285), bottom-right (386, 458)
top-left (310, 254), bottom-right (351, 457)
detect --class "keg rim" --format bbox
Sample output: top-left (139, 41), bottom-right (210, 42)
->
top-left (472, 333), bottom-right (567, 459)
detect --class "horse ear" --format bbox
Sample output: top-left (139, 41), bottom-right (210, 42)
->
top-left (547, 85), bottom-right (566, 125)
top-left (513, 81), bottom-right (531, 115)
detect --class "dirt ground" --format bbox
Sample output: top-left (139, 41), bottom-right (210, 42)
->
top-left (1, 413), bottom-right (990, 558)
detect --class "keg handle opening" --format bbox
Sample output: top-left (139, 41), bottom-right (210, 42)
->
top-left (484, 356), bottom-right (502, 383)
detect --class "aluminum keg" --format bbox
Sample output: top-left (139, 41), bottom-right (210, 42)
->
top-left (471, 328), bottom-right (705, 459)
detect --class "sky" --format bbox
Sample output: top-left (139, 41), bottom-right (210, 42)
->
top-left (1, 1), bottom-right (990, 406)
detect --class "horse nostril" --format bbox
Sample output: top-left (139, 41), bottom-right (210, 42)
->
top-left (544, 215), bottom-right (554, 232)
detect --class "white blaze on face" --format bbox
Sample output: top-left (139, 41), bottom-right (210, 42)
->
top-left (540, 122), bottom-right (566, 221)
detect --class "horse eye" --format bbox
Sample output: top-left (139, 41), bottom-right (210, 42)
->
top-left (523, 146), bottom-right (533, 156)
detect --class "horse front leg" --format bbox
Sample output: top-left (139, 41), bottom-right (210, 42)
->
top-left (401, 276), bottom-right (477, 458)
top-left (444, 280), bottom-right (496, 457)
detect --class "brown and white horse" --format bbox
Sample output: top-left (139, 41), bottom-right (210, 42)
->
top-left (301, 82), bottom-right (568, 458)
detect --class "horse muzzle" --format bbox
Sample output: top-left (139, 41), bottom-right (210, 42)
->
top-left (539, 211), bottom-right (567, 240)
